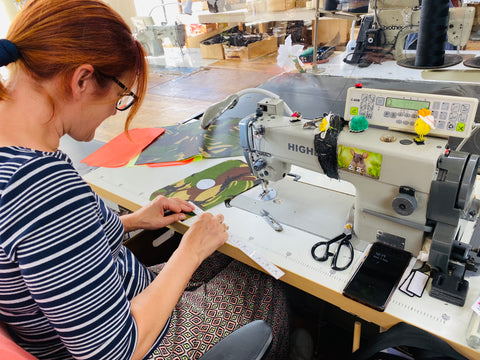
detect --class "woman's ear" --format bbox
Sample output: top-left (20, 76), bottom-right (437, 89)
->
top-left (71, 64), bottom-right (95, 99)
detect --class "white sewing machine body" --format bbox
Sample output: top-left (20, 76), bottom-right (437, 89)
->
top-left (366, 0), bottom-right (475, 60)
top-left (131, 16), bottom-right (186, 57)
top-left (239, 88), bottom-right (479, 260)
top-left (240, 106), bottom-right (444, 256)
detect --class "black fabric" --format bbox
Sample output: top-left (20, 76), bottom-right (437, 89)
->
top-left (351, 322), bottom-right (469, 360)
top-left (314, 114), bottom-right (347, 179)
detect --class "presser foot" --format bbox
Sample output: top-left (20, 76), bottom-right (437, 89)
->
top-left (259, 188), bottom-right (277, 201)
top-left (429, 271), bottom-right (469, 306)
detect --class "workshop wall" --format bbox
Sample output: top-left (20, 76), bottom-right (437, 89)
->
top-left (0, 0), bottom-right (17, 23)
top-left (104, 0), bottom-right (138, 30)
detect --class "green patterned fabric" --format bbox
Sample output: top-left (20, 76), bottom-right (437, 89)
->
top-left (136, 117), bottom-right (243, 165)
top-left (150, 160), bottom-right (259, 211)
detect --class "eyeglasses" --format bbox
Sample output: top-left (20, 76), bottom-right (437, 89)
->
top-left (110, 76), bottom-right (138, 111)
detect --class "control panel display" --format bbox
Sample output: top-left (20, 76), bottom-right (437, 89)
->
top-left (385, 98), bottom-right (430, 111)
top-left (344, 87), bottom-right (478, 138)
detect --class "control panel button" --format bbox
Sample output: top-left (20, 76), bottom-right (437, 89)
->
top-left (456, 123), bottom-right (466, 132)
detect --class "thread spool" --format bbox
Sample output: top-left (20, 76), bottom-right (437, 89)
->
top-left (397, 0), bottom-right (462, 69)
top-left (324, 0), bottom-right (338, 11)
top-left (415, 0), bottom-right (449, 67)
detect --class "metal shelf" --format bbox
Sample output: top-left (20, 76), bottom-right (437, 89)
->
top-left (317, 9), bottom-right (368, 20)
top-left (196, 7), bottom-right (316, 24)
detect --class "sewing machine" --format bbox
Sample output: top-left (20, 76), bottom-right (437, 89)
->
top-left (354, 1), bottom-right (475, 60)
top-left (237, 87), bottom-right (480, 306)
top-left (131, 16), bottom-right (186, 57)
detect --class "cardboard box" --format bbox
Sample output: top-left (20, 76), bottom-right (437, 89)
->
top-left (468, 4), bottom-right (480, 32)
top-left (200, 42), bottom-right (225, 59)
top-left (246, 0), bottom-right (268, 13)
top-left (266, 0), bottom-right (295, 11)
top-left (223, 35), bottom-right (277, 60)
top-left (295, 0), bottom-right (306, 7)
top-left (312, 17), bottom-right (350, 46)
top-left (186, 23), bottom-right (230, 48)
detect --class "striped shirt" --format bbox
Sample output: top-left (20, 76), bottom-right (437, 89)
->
top-left (0, 147), bottom-right (169, 359)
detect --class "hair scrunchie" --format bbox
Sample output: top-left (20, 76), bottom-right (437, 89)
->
top-left (0, 39), bottom-right (20, 67)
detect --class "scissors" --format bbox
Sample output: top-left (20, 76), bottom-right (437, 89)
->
top-left (311, 224), bottom-right (354, 271)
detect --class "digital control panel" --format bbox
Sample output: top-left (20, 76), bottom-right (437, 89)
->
top-left (344, 87), bottom-right (478, 138)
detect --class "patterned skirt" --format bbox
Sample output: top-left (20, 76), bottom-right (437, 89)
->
top-left (147, 252), bottom-right (289, 359)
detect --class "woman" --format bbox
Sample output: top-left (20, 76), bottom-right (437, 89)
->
top-left (0, 0), bottom-right (289, 359)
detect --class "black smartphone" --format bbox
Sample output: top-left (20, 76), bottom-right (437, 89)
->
top-left (342, 241), bottom-right (412, 312)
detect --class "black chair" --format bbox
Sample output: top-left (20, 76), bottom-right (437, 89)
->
top-left (0, 320), bottom-right (272, 360)
top-left (351, 322), bottom-right (469, 360)
top-left (202, 320), bottom-right (273, 360)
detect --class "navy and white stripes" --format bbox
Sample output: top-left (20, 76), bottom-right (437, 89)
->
top-left (0, 147), bottom-right (167, 359)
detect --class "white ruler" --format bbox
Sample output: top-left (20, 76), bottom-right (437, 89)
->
top-left (188, 202), bottom-right (285, 279)
top-left (227, 234), bottom-right (285, 280)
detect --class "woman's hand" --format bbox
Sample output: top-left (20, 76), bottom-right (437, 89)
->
top-left (176, 212), bottom-right (229, 266)
top-left (121, 196), bottom-right (195, 233)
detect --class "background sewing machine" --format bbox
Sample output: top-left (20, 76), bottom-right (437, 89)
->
top-left (347, 0), bottom-right (475, 63)
top-left (131, 16), bottom-right (186, 57)
top-left (234, 87), bottom-right (480, 306)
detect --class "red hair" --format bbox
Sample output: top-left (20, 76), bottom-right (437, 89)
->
top-left (0, 0), bottom-right (147, 131)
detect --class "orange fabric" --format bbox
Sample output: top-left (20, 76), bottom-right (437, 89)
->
top-left (81, 128), bottom-right (165, 168)
top-left (0, 324), bottom-right (38, 360)
top-left (145, 156), bottom-right (197, 167)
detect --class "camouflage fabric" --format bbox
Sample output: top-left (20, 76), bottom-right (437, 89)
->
top-left (150, 160), bottom-right (259, 210)
top-left (135, 117), bottom-right (242, 165)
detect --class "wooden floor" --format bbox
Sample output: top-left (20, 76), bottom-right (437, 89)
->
top-left (94, 53), bottom-right (282, 142)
